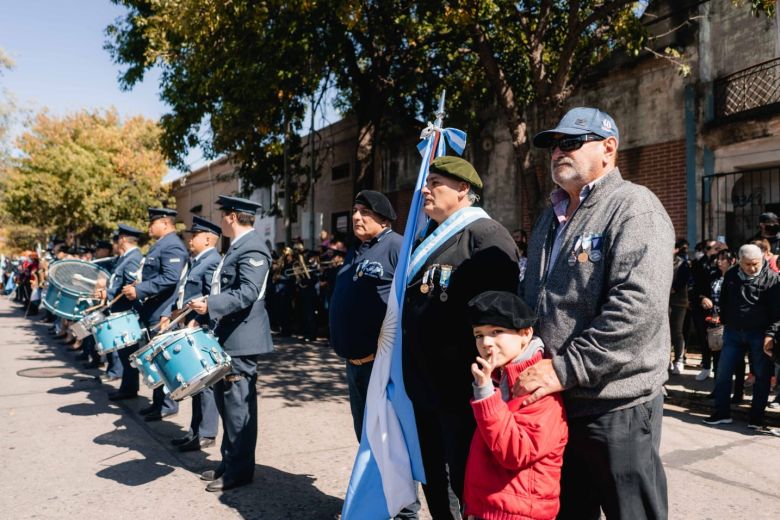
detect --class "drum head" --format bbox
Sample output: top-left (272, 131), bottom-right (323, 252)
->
top-left (48, 260), bottom-right (109, 294)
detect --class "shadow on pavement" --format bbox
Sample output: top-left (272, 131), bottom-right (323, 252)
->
top-left (217, 464), bottom-right (343, 520)
top-left (257, 337), bottom-right (348, 407)
top-left (96, 459), bottom-right (175, 486)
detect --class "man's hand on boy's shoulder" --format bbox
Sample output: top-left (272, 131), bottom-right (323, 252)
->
top-left (512, 359), bottom-right (564, 406)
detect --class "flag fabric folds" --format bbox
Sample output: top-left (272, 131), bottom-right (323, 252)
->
top-left (341, 102), bottom-right (467, 519)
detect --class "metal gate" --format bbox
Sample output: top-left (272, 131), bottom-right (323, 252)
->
top-left (701, 167), bottom-right (780, 247)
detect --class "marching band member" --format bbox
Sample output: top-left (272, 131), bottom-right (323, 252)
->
top-left (190, 195), bottom-right (274, 492)
top-left (79, 239), bottom-right (117, 370)
top-left (104, 225), bottom-right (143, 395)
top-left (166, 216), bottom-right (222, 452)
top-left (121, 208), bottom-right (188, 421)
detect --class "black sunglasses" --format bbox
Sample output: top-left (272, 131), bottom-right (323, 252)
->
top-left (550, 133), bottom-right (605, 152)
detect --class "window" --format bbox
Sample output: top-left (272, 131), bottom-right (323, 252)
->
top-left (332, 163), bottom-right (350, 181)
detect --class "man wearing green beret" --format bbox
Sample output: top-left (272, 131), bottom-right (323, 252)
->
top-left (402, 155), bottom-right (520, 518)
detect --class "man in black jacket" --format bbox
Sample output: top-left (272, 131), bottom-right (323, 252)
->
top-left (704, 243), bottom-right (780, 429)
top-left (402, 156), bottom-right (519, 518)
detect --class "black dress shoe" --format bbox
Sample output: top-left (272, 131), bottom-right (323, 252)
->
top-left (179, 436), bottom-right (216, 452)
top-left (144, 411), bottom-right (177, 422)
top-left (171, 435), bottom-right (194, 447)
top-left (84, 361), bottom-right (105, 369)
top-left (99, 374), bottom-right (119, 382)
top-left (205, 476), bottom-right (252, 492)
top-left (108, 392), bottom-right (138, 401)
top-left (200, 469), bottom-right (223, 481)
top-left (139, 405), bottom-right (157, 416)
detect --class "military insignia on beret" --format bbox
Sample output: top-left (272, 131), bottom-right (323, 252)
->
top-left (249, 258), bottom-right (265, 267)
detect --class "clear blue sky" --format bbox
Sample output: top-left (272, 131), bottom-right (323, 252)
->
top-left (0, 0), bottom-right (201, 178)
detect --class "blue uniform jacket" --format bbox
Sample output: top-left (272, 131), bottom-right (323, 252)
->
top-left (178, 247), bottom-right (221, 326)
top-left (107, 248), bottom-right (142, 314)
top-left (208, 229), bottom-right (274, 356)
top-left (93, 256), bottom-right (117, 275)
top-left (135, 232), bottom-right (188, 326)
top-left (329, 228), bottom-right (402, 359)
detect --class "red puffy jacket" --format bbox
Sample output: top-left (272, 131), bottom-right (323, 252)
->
top-left (463, 351), bottom-right (568, 520)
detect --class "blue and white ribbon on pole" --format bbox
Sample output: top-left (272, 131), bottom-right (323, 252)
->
top-left (341, 92), bottom-right (467, 519)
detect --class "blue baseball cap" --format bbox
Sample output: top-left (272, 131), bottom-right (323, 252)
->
top-left (533, 107), bottom-right (619, 148)
top-left (188, 215), bottom-right (222, 235)
top-left (216, 195), bottom-right (262, 215)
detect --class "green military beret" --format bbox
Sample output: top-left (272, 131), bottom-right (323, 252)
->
top-left (429, 156), bottom-right (483, 190)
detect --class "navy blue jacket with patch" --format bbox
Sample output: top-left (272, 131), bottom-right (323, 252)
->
top-left (134, 232), bottom-right (189, 326)
top-left (329, 228), bottom-right (402, 359)
top-left (107, 248), bottom-right (142, 314)
top-left (208, 229), bottom-right (274, 356)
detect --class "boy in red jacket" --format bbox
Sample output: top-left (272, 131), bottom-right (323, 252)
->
top-left (464, 291), bottom-right (568, 520)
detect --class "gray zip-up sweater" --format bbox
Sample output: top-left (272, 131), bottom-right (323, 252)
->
top-left (523, 168), bottom-right (674, 418)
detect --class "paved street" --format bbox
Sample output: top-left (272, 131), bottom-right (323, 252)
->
top-left (1, 296), bottom-right (779, 519)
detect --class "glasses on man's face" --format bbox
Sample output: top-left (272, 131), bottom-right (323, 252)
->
top-left (551, 133), bottom-right (604, 152)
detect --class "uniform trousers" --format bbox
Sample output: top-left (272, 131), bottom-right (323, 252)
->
top-left (187, 386), bottom-right (219, 439)
top-left (106, 349), bottom-right (122, 378)
top-left (557, 392), bottom-right (668, 520)
top-left (151, 386), bottom-right (179, 415)
top-left (116, 345), bottom-right (139, 395)
top-left (214, 354), bottom-right (259, 484)
top-left (413, 402), bottom-right (475, 520)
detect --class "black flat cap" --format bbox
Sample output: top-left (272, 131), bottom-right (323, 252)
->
top-left (95, 240), bottom-right (112, 250)
top-left (116, 223), bottom-right (143, 238)
top-left (467, 290), bottom-right (537, 330)
top-left (148, 207), bottom-right (177, 221)
top-left (354, 190), bottom-right (397, 221)
top-left (188, 215), bottom-right (221, 235)
top-left (759, 212), bottom-right (779, 223)
top-left (216, 195), bottom-right (263, 215)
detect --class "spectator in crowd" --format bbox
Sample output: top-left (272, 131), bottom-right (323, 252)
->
top-left (704, 244), bottom-right (780, 429)
top-left (670, 238), bottom-right (690, 375)
top-left (691, 239), bottom-right (719, 381)
top-left (751, 238), bottom-right (779, 273)
top-left (752, 212), bottom-right (780, 255)
top-left (700, 250), bottom-right (738, 389)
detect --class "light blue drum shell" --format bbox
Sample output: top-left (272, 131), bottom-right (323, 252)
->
top-left (129, 343), bottom-right (164, 390)
top-left (42, 283), bottom-right (97, 320)
top-left (151, 328), bottom-right (232, 401)
top-left (70, 310), bottom-right (105, 340)
top-left (92, 311), bottom-right (144, 355)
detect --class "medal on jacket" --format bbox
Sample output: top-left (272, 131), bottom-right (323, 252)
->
top-left (353, 259), bottom-right (365, 281)
top-left (589, 234), bottom-right (603, 262)
top-left (578, 233), bottom-right (591, 263)
top-left (420, 266), bottom-right (431, 294)
top-left (439, 265), bottom-right (452, 302)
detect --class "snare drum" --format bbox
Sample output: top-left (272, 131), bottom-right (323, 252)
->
top-left (42, 284), bottom-right (99, 321)
top-left (92, 311), bottom-right (145, 355)
top-left (150, 327), bottom-right (231, 401)
top-left (70, 310), bottom-right (106, 340)
top-left (129, 341), bottom-right (165, 389)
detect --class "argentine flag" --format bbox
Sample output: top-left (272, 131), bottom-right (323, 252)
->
top-left (341, 104), bottom-right (466, 519)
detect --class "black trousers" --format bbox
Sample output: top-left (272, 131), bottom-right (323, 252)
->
top-left (117, 346), bottom-right (139, 394)
top-left (214, 354), bottom-right (259, 484)
top-left (557, 393), bottom-right (668, 520)
top-left (151, 386), bottom-right (179, 414)
top-left (413, 403), bottom-right (475, 520)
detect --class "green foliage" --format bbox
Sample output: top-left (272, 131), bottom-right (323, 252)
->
top-left (0, 109), bottom-right (170, 243)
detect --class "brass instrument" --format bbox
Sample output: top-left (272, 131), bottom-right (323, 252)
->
top-left (283, 258), bottom-right (341, 277)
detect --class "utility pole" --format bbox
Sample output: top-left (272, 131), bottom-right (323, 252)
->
top-left (309, 93), bottom-right (316, 250)
top-left (284, 118), bottom-right (292, 245)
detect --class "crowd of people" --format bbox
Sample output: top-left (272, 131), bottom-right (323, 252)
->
top-left (2, 106), bottom-right (777, 520)
top-left (669, 216), bottom-right (780, 429)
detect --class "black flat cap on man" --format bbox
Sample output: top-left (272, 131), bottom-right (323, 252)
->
top-left (216, 195), bottom-right (263, 215)
top-left (467, 290), bottom-right (537, 330)
top-left (429, 156), bottom-right (483, 190)
top-left (354, 190), bottom-right (397, 221)
top-left (95, 240), bottom-right (112, 250)
top-left (759, 212), bottom-right (779, 224)
top-left (116, 223), bottom-right (143, 238)
top-left (148, 207), bottom-right (177, 221)
top-left (189, 215), bottom-right (222, 235)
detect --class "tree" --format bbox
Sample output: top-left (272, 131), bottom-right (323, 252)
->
top-left (448, 0), bottom-right (776, 221)
top-left (0, 109), bottom-right (170, 245)
top-left (0, 46), bottom-right (16, 162)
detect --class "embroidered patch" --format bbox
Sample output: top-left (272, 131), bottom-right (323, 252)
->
top-left (249, 258), bottom-right (265, 267)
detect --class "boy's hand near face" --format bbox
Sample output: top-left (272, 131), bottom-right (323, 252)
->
top-left (471, 354), bottom-right (495, 388)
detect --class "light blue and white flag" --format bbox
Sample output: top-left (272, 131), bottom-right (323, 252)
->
top-left (341, 94), bottom-right (467, 519)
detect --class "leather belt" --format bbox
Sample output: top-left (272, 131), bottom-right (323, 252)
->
top-left (348, 353), bottom-right (375, 366)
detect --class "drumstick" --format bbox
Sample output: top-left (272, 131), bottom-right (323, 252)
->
top-left (84, 292), bottom-right (124, 314)
top-left (154, 308), bottom-right (195, 336)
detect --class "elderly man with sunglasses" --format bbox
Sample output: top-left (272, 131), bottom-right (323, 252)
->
top-left (517, 107), bottom-right (674, 520)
